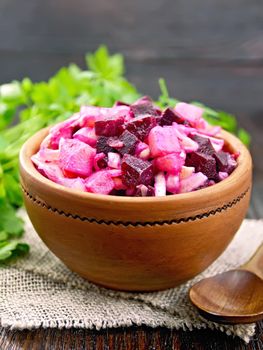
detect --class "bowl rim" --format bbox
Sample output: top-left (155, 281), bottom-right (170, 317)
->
top-left (19, 127), bottom-right (252, 205)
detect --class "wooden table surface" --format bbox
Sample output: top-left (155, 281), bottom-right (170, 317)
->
top-left (0, 0), bottom-right (263, 348)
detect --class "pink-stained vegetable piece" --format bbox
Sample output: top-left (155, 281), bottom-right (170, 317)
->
top-left (32, 160), bottom-right (64, 183)
top-left (121, 154), bottom-right (153, 187)
top-left (154, 153), bottom-right (185, 174)
top-left (80, 105), bottom-right (130, 127)
top-left (113, 177), bottom-right (127, 190)
top-left (175, 102), bottom-right (204, 125)
top-left (148, 126), bottom-right (181, 157)
top-left (38, 148), bottom-right (60, 162)
top-left (94, 153), bottom-right (108, 171)
top-left (218, 172), bottom-right (229, 181)
top-left (85, 170), bottom-right (115, 194)
top-left (49, 114), bottom-right (80, 149)
top-left (166, 174), bottom-right (180, 194)
top-left (57, 177), bottom-right (86, 191)
top-left (108, 152), bottom-right (121, 169)
top-left (135, 142), bottom-right (150, 160)
top-left (135, 184), bottom-right (149, 197)
top-left (73, 127), bottom-right (97, 147)
top-left (107, 138), bottom-right (124, 149)
top-left (179, 172), bottom-right (208, 193)
top-left (59, 138), bottom-right (95, 177)
top-left (179, 166), bottom-right (195, 180)
top-left (173, 125), bottom-right (199, 153)
top-left (154, 172), bottom-right (166, 196)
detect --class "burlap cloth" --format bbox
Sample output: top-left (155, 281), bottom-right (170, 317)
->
top-left (0, 210), bottom-right (262, 343)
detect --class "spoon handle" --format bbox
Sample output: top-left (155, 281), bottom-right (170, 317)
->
top-left (241, 243), bottom-right (263, 280)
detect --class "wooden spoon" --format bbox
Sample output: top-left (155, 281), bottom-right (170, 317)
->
top-left (189, 243), bottom-right (263, 324)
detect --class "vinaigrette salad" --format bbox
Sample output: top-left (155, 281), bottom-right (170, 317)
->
top-left (32, 97), bottom-right (237, 196)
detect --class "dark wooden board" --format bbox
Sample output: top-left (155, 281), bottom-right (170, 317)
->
top-left (1, 323), bottom-right (263, 350)
top-left (0, 0), bottom-right (263, 348)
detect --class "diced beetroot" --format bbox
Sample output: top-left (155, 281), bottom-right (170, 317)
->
top-left (166, 174), bottom-right (180, 194)
top-left (185, 151), bottom-right (217, 179)
top-left (154, 153), bottom-right (184, 174)
top-left (118, 130), bottom-right (139, 155)
top-left (96, 136), bottom-right (115, 154)
top-left (148, 126), bottom-right (181, 157)
top-left (73, 127), bottom-right (97, 147)
top-left (154, 172), bottom-right (166, 196)
top-left (179, 172), bottom-right (208, 193)
top-left (159, 108), bottom-right (190, 126)
top-left (191, 132), bottom-right (224, 153)
top-left (121, 154), bottom-right (153, 187)
top-left (85, 171), bottom-right (115, 195)
top-left (59, 138), bottom-right (95, 177)
top-left (95, 116), bottom-right (124, 137)
top-left (213, 151), bottom-right (237, 174)
top-left (126, 115), bottom-right (157, 141)
top-left (94, 153), bottom-right (108, 171)
top-left (108, 152), bottom-right (121, 169)
top-left (179, 166), bottom-right (195, 180)
top-left (175, 102), bottom-right (204, 126)
top-left (130, 96), bottom-right (161, 117)
top-left (191, 134), bottom-right (216, 155)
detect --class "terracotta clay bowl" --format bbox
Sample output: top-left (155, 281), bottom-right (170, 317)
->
top-left (19, 128), bottom-right (252, 291)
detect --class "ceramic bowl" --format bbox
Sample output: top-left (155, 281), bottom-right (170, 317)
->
top-left (19, 128), bottom-right (252, 291)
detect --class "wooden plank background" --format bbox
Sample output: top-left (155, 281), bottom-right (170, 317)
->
top-left (0, 0), bottom-right (262, 348)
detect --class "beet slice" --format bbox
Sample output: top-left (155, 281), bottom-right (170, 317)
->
top-left (191, 134), bottom-right (215, 156)
top-left (130, 96), bottom-right (161, 117)
top-left (118, 130), bottom-right (139, 155)
top-left (121, 154), bottom-right (153, 187)
top-left (96, 136), bottom-right (116, 154)
top-left (126, 115), bottom-right (157, 141)
top-left (94, 116), bottom-right (124, 137)
top-left (185, 151), bottom-right (217, 179)
top-left (213, 151), bottom-right (237, 174)
top-left (159, 108), bottom-right (190, 126)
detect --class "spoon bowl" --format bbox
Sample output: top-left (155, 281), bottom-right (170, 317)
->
top-left (189, 244), bottom-right (263, 324)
